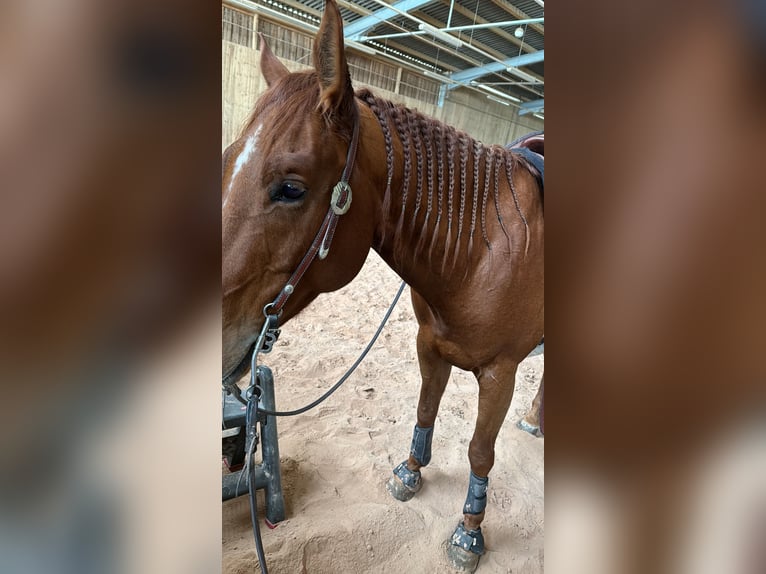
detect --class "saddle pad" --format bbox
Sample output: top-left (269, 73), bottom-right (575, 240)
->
top-left (507, 131), bottom-right (544, 191)
top-left (511, 147), bottom-right (544, 191)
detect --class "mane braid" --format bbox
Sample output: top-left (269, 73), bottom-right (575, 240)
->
top-left (392, 107), bottom-right (411, 240)
top-left (431, 124), bottom-right (445, 260)
top-left (420, 117), bottom-right (435, 257)
top-left (505, 155), bottom-right (531, 254)
top-left (356, 89), bottom-right (530, 271)
top-left (442, 127), bottom-right (456, 272)
top-left (433, 124), bottom-right (444, 236)
top-left (364, 94), bottom-right (395, 249)
top-left (481, 146), bottom-right (493, 250)
top-left (493, 152), bottom-right (511, 248)
top-left (469, 141), bottom-right (482, 259)
top-left (410, 109), bottom-right (424, 233)
top-left (452, 134), bottom-right (469, 271)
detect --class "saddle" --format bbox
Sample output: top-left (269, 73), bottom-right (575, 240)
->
top-left (507, 131), bottom-right (544, 193)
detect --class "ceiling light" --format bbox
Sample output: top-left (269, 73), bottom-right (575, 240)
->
top-left (514, 27), bottom-right (525, 38)
top-left (487, 95), bottom-right (511, 106)
top-left (533, 113), bottom-right (544, 120)
top-left (418, 23), bottom-right (463, 49)
top-left (476, 83), bottom-right (522, 103)
top-left (507, 67), bottom-right (542, 84)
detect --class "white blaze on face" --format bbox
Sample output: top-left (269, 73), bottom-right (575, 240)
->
top-left (224, 124), bottom-right (262, 208)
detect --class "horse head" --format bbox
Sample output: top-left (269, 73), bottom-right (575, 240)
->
top-left (222, 0), bottom-right (378, 382)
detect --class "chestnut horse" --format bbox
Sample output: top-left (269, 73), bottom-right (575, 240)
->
top-left (222, 1), bottom-right (543, 569)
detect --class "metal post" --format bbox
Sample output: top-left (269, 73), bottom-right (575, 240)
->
top-left (221, 366), bottom-right (285, 524)
top-left (437, 84), bottom-right (447, 108)
top-left (256, 366), bottom-right (285, 524)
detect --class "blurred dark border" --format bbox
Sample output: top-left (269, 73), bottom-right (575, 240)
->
top-left (0, 1), bottom-right (222, 572)
top-left (2, 1), bottom-right (764, 572)
top-left (547, 1), bottom-right (765, 573)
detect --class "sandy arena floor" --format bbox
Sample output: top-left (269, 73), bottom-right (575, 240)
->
top-left (223, 251), bottom-right (544, 573)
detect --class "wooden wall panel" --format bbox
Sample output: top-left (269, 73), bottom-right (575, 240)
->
top-left (223, 39), bottom-right (543, 149)
top-left (441, 88), bottom-right (543, 146)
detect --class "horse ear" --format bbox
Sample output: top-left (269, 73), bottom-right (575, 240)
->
top-left (313, 0), bottom-right (354, 116)
top-left (259, 33), bottom-right (289, 87)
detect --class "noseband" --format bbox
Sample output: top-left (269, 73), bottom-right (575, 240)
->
top-left (222, 103), bottom-right (360, 393)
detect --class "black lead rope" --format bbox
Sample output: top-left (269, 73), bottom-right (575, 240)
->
top-left (245, 387), bottom-right (269, 574)
top-left (259, 280), bottom-right (406, 417)
top-left (243, 280), bottom-right (406, 573)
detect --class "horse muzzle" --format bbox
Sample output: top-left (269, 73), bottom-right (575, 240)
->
top-left (222, 340), bottom-right (256, 389)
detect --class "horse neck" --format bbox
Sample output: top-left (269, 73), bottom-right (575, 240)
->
top-left (358, 91), bottom-right (527, 295)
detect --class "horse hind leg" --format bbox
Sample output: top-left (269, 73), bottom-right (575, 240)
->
top-left (447, 359), bottom-right (518, 572)
top-left (387, 328), bottom-right (451, 502)
top-left (517, 374), bottom-right (544, 437)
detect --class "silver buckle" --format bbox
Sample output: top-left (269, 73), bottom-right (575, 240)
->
top-left (331, 181), bottom-right (352, 215)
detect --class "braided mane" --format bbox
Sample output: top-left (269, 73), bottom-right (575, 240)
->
top-left (356, 88), bottom-right (530, 272)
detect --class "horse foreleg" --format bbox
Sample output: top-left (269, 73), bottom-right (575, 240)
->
top-left (447, 359), bottom-right (518, 572)
top-left (387, 328), bottom-right (451, 502)
top-left (518, 374), bottom-right (544, 437)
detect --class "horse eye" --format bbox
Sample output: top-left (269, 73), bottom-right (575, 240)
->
top-left (276, 182), bottom-right (305, 202)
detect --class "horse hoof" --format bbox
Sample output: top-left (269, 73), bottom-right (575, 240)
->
top-left (386, 461), bottom-right (422, 501)
top-left (516, 418), bottom-right (541, 437)
top-left (445, 522), bottom-right (484, 572)
top-left (443, 540), bottom-right (482, 572)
